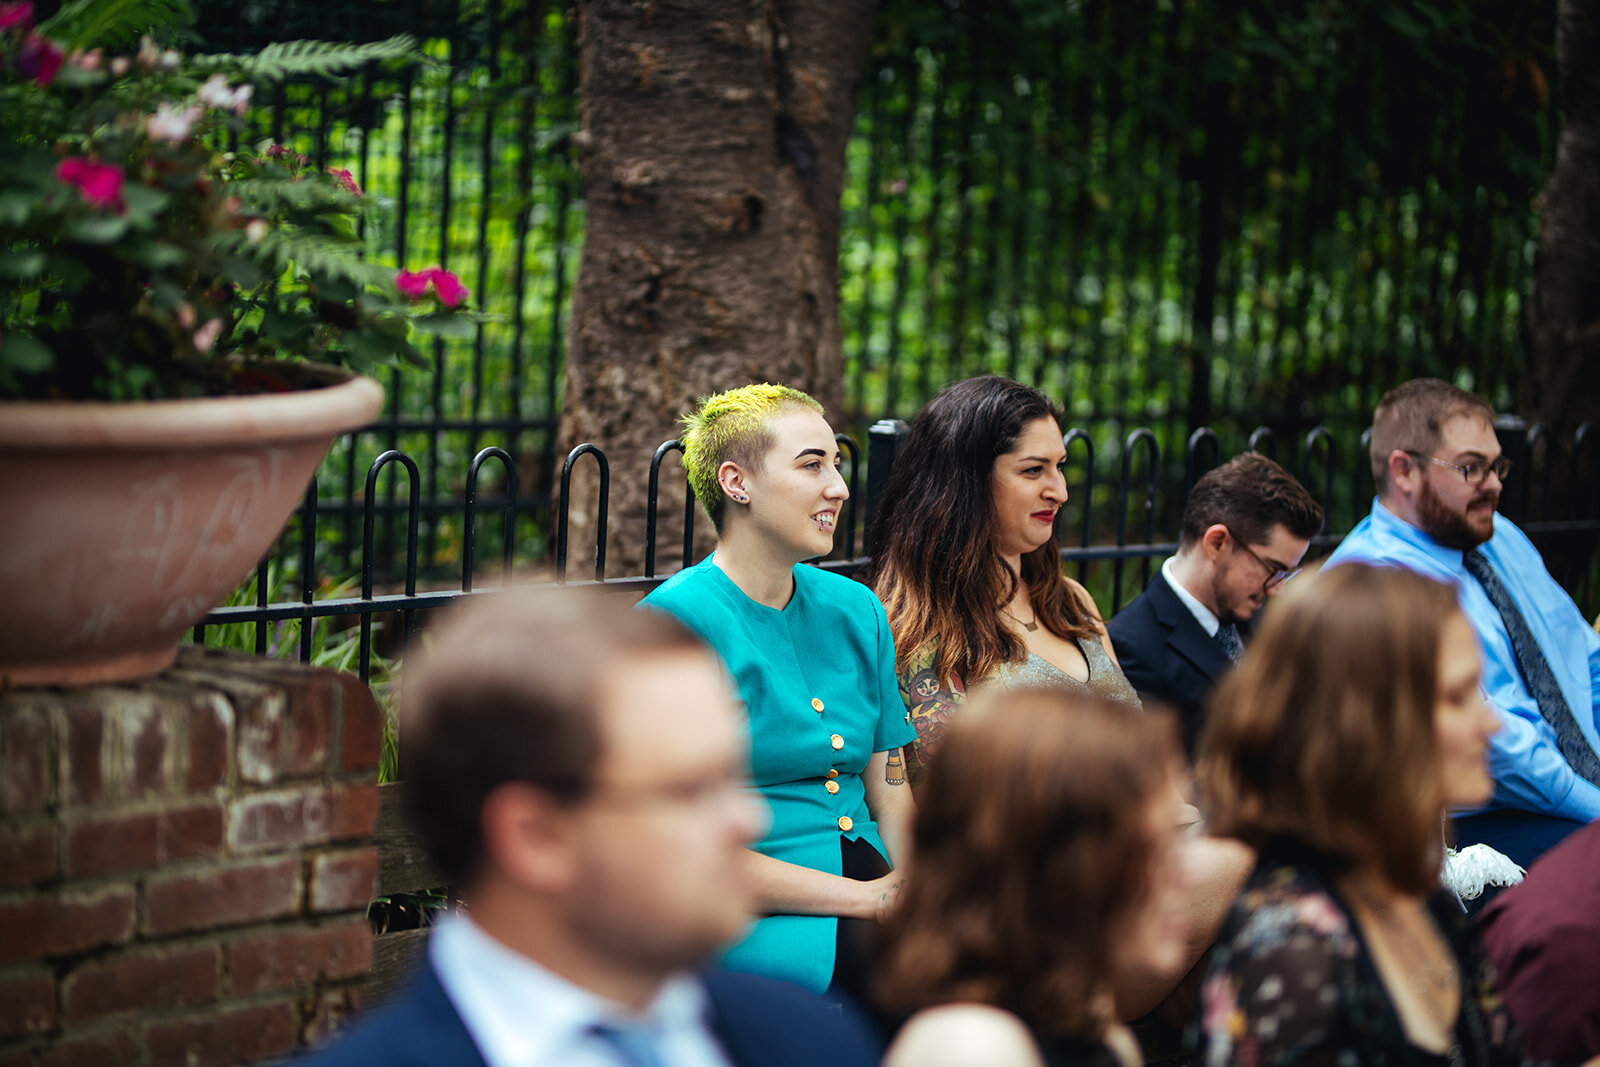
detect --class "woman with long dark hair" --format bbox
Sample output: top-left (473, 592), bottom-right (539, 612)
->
top-left (876, 690), bottom-right (1191, 1066)
top-left (866, 376), bottom-right (1137, 784)
top-left (1194, 564), bottom-right (1523, 1063)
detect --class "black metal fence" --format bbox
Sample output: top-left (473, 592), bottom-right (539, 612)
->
top-left (196, 416), bottom-right (1600, 687)
top-left (189, 0), bottom-right (1560, 586)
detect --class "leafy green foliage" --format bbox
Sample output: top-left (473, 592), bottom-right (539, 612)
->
top-left (0, 5), bottom-right (476, 399)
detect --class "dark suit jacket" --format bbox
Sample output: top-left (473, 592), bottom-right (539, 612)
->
top-left (297, 958), bottom-right (885, 1067)
top-left (1107, 570), bottom-right (1236, 753)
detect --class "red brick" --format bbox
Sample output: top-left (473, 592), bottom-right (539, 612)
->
top-left (307, 849), bottom-right (378, 913)
top-left (0, 968), bottom-right (55, 1040)
top-left (144, 1000), bottom-right (297, 1067)
top-left (0, 887), bottom-right (136, 965)
top-left (283, 675), bottom-right (334, 777)
top-left (61, 944), bottom-right (218, 1025)
top-left (302, 987), bottom-right (362, 1047)
top-left (228, 784), bottom-right (378, 855)
top-left (0, 822), bottom-right (57, 888)
top-left (59, 704), bottom-right (105, 806)
top-left (63, 812), bottom-right (158, 879)
top-left (227, 918), bottom-right (373, 995)
top-left (143, 858), bottom-right (301, 937)
top-left (37, 1031), bottom-right (137, 1067)
top-left (120, 701), bottom-right (173, 797)
top-left (338, 674), bottom-right (384, 773)
top-left (158, 802), bottom-right (225, 864)
top-left (236, 690), bottom-right (287, 786)
top-left (183, 693), bottom-right (233, 791)
top-left (0, 706), bottom-right (53, 814)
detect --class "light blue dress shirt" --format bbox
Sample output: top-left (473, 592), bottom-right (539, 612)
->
top-left (1326, 499), bottom-right (1600, 822)
top-left (429, 913), bottom-right (734, 1067)
top-left (640, 558), bottom-right (915, 993)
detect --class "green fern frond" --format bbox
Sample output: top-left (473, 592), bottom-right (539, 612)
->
top-left (227, 177), bottom-right (377, 215)
top-left (193, 36), bottom-right (420, 84)
top-left (212, 230), bottom-right (397, 291)
top-left (40, 0), bottom-right (194, 51)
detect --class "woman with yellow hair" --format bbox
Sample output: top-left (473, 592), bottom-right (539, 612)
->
top-left (640, 383), bottom-right (915, 1000)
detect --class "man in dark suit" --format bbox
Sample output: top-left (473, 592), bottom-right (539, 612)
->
top-left (1108, 453), bottom-right (1323, 751)
top-left (301, 592), bottom-right (883, 1067)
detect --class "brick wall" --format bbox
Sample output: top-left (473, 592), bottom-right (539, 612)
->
top-left (0, 647), bottom-right (383, 1067)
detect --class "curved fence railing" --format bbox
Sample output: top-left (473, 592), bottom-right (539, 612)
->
top-left (194, 418), bottom-right (1600, 687)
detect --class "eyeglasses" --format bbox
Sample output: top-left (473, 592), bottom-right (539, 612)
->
top-left (1223, 525), bottom-right (1300, 590)
top-left (1404, 451), bottom-right (1512, 486)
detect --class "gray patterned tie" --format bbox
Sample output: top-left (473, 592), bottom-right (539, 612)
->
top-left (1462, 549), bottom-right (1600, 786)
top-left (1215, 622), bottom-right (1245, 663)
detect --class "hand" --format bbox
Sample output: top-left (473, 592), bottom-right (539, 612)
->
top-left (861, 872), bottom-right (904, 922)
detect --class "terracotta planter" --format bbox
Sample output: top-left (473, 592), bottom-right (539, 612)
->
top-left (0, 365), bottom-right (384, 687)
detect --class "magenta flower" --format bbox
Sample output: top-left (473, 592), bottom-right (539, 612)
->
top-left (16, 31), bottom-right (61, 85)
top-left (394, 268), bottom-right (432, 299)
top-left (327, 167), bottom-right (361, 195)
top-left (431, 269), bottom-right (468, 308)
top-left (55, 158), bottom-right (125, 210)
top-left (394, 266), bottom-right (469, 308)
top-left (0, 2), bottom-right (32, 32)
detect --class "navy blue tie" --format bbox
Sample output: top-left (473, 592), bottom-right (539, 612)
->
top-left (1462, 549), bottom-right (1600, 786)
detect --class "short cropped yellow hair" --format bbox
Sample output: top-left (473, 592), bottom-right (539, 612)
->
top-left (681, 383), bottom-right (824, 530)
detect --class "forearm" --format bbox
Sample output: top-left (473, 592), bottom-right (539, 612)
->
top-left (864, 748), bottom-right (915, 867)
top-left (746, 849), bottom-right (878, 919)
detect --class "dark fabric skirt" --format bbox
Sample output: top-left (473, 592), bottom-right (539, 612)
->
top-left (827, 835), bottom-right (891, 1005)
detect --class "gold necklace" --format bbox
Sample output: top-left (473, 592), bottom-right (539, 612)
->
top-left (1001, 605), bottom-right (1038, 632)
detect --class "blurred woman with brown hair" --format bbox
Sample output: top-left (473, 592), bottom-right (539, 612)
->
top-left (1195, 563), bottom-right (1522, 1064)
top-left (876, 690), bottom-right (1191, 1067)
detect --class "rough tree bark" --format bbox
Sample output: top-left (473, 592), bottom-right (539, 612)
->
top-left (1525, 0), bottom-right (1600, 446)
top-left (559, 0), bottom-right (876, 575)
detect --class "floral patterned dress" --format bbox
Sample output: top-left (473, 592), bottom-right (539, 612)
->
top-left (1191, 838), bottom-right (1542, 1067)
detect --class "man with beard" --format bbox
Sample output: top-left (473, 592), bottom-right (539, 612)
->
top-left (1108, 452), bottom-right (1324, 753)
top-left (1327, 378), bottom-right (1600, 867)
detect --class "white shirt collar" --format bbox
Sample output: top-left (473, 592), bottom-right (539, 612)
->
top-left (428, 912), bottom-right (732, 1067)
top-left (1162, 556), bottom-right (1221, 637)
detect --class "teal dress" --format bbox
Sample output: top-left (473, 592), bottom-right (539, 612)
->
top-left (641, 557), bottom-right (916, 993)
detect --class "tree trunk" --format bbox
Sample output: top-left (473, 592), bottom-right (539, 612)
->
top-left (560, 0), bottom-right (875, 575)
top-left (1526, 0), bottom-right (1600, 446)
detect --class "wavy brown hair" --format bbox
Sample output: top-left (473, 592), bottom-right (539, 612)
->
top-left (866, 376), bottom-right (1098, 685)
top-left (874, 690), bottom-right (1176, 1041)
top-left (1197, 563), bottom-right (1460, 893)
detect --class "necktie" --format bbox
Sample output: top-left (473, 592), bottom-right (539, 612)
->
top-left (1462, 549), bottom-right (1600, 786)
top-left (1215, 622), bottom-right (1244, 663)
top-left (592, 1022), bottom-right (667, 1067)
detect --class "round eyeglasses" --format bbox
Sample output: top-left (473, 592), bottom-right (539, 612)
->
top-left (1222, 525), bottom-right (1301, 590)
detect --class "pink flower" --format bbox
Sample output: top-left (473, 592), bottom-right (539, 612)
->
top-left (394, 268), bottom-right (432, 299)
top-left (146, 102), bottom-right (202, 143)
top-left (55, 158), bottom-right (124, 210)
top-left (193, 319), bottom-right (222, 353)
top-left (0, 2), bottom-right (32, 33)
top-left (327, 167), bottom-right (361, 195)
top-left (394, 266), bottom-right (470, 308)
top-left (16, 31), bottom-right (61, 85)
top-left (265, 144), bottom-right (292, 159)
top-left (431, 269), bottom-right (468, 308)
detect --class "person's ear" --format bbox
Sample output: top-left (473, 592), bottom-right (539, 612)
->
top-left (717, 460), bottom-right (749, 505)
top-left (1200, 524), bottom-right (1230, 561)
top-left (1387, 449), bottom-right (1420, 496)
top-left (479, 782), bottom-right (582, 893)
